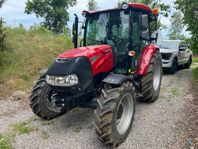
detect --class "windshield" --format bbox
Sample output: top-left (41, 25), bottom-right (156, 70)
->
top-left (159, 41), bottom-right (179, 49)
top-left (85, 10), bottom-right (129, 48)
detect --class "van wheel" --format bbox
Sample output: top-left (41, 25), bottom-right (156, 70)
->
top-left (169, 59), bottom-right (178, 74)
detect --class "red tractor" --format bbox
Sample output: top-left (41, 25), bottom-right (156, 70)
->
top-left (30, 3), bottom-right (162, 146)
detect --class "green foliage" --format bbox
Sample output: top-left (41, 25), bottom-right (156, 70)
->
top-left (168, 11), bottom-right (184, 40)
top-left (87, 0), bottom-right (98, 11)
top-left (193, 57), bottom-right (198, 64)
top-left (11, 122), bottom-right (33, 135)
top-left (193, 67), bottom-right (198, 83)
top-left (175, 0), bottom-right (198, 55)
top-left (0, 18), bottom-right (6, 51)
top-left (25, 0), bottom-right (77, 33)
top-left (0, 133), bottom-right (14, 149)
top-left (0, 26), bottom-right (73, 96)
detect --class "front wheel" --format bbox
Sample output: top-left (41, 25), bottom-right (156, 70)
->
top-left (169, 58), bottom-right (178, 74)
top-left (140, 51), bottom-right (163, 102)
top-left (30, 77), bottom-right (66, 120)
top-left (94, 82), bottom-right (136, 147)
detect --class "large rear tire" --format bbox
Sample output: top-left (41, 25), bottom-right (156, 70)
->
top-left (140, 51), bottom-right (162, 102)
top-left (30, 77), bottom-right (66, 120)
top-left (94, 82), bottom-right (136, 147)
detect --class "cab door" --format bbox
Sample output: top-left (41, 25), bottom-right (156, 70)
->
top-left (130, 12), bottom-right (142, 70)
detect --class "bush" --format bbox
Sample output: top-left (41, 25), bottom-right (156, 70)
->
top-left (0, 18), bottom-right (6, 51)
top-left (0, 26), bottom-right (73, 97)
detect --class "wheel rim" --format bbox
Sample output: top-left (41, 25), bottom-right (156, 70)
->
top-left (153, 58), bottom-right (161, 91)
top-left (116, 92), bottom-right (134, 135)
top-left (46, 89), bottom-right (61, 113)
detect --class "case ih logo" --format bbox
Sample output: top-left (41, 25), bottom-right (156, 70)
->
top-left (90, 53), bottom-right (103, 64)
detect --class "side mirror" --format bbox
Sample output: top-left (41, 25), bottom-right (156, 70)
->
top-left (72, 14), bottom-right (79, 48)
top-left (179, 47), bottom-right (186, 51)
top-left (150, 31), bottom-right (158, 42)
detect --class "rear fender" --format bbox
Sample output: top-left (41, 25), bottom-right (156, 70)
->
top-left (137, 44), bottom-right (159, 75)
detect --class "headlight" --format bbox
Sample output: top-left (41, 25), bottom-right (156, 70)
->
top-left (46, 74), bottom-right (78, 86)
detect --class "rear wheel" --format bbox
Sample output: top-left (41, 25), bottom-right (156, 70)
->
top-left (184, 57), bottom-right (192, 69)
top-left (94, 82), bottom-right (136, 147)
top-left (140, 51), bottom-right (162, 102)
top-left (30, 77), bottom-right (66, 120)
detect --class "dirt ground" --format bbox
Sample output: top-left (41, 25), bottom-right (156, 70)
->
top-left (0, 68), bottom-right (197, 149)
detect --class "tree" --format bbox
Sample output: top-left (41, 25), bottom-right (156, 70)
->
top-left (0, 0), bottom-right (6, 51)
top-left (25, 0), bottom-right (77, 33)
top-left (168, 11), bottom-right (184, 40)
top-left (0, 0), bottom-right (6, 8)
top-left (87, 0), bottom-right (98, 11)
top-left (175, 0), bottom-right (198, 54)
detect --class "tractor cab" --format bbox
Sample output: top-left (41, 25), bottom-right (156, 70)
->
top-left (73, 3), bottom-right (159, 74)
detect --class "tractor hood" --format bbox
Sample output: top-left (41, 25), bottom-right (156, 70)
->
top-left (46, 44), bottom-right (114, 93)
top-left (59, 45), bottom-right (112, 59)
top-left (58, 45), bottom-right (114, 76)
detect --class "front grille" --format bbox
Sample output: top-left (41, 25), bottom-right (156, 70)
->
top-left (161, 53), bottom-right (172, 60)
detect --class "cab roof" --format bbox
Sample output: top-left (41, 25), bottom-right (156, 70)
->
top-left (83, 3), bottom-right (153, 15)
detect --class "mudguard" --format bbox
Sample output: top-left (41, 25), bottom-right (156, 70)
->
top-left (39, 68), bottom-right (48, 78)
top-left (137, 44), bottom-right (159, 75)
top-left (103, 73), bottom-right (133, 85)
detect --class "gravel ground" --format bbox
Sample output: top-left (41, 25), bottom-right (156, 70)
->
top-left (0, 68), bottom-right (197, 149)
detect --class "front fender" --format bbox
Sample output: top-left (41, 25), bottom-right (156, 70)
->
top-left (103, 73), bottom-right (133, 85)
top-left (137, 44), bottom-right (159, 75)
top-left (39, 68), bottom-right (48, 78)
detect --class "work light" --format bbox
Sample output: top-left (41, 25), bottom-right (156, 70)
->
top-left (122, 3), bottom-right (129, 10)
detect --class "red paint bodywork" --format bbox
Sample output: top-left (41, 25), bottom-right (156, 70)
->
top-left (83, 3), bottom-right (152, 15)
top-left (128, 3), bottom-right (152, 12)
top-left (59, 45), bottom-right (114, 76)
top-left (137, 44), bottom-right (159, 75)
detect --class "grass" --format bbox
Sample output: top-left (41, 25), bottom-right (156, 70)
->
top-left (0, 119), bottom-right (34, 149)
top-left (0, 26), bottom-right (73, 97)
top-left (170, 88), bottom-right (179, 97)
top-left (0, 133), bottom-right (14, 149)
top-left (10, 121), bottom-right (33, 135)
top-left (192, 57), bottom-right (198, 64)
top-left (192, 57), bottom-right (198, 83)
top-left (192, 67), bottom-right (198, 83)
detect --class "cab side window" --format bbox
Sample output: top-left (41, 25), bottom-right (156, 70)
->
top-left (131, 12), bottom-right (141, 46)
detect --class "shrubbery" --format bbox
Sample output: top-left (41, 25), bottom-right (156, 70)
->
top-left (0, 18), bottom-right (6, 51)
top-left (0, 25), bottom-right (73, 96)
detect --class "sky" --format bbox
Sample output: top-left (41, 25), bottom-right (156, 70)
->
top-left (0, 0), bottom-right (189, 38)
